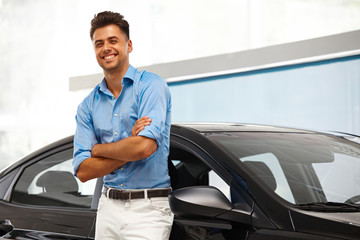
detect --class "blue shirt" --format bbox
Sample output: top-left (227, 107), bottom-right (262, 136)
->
top-left (73, 65), bottom-right (172, 189)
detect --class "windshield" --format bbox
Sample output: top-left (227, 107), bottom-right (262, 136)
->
top-left (206, 131), bottom-right (360, 205)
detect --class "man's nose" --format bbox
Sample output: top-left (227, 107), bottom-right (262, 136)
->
top-left (103, 42), bottom-right (111, 51)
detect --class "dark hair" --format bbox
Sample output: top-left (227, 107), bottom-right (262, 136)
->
top-left (90, 11), bottom-right (130, 40)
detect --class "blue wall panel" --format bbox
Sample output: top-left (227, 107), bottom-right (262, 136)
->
top-left (168, 55), bottom-right (360, 135)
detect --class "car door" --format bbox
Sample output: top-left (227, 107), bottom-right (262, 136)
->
top-left (0, 143), bottom-right (98, 239)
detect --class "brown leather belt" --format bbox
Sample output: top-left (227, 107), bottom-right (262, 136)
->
top-left (103, 186), bottom-right (171, 200)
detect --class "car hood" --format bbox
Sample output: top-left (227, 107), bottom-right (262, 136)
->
top-left (290, 209), bottom-right (360, 239)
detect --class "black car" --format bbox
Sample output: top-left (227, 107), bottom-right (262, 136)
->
top-left (0, 123), bottom-right (360, 239)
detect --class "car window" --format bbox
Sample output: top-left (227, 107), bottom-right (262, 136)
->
top-left (209, 170), bottom-right (231, 201)
top-left (313, 152), bottom-right (360, 203)
top-left (207, 131), bottom-right (360, 205)
top-left (241, 153), bottom-right (295, 203)
top-left (11, 148), bottom-right (96, 208)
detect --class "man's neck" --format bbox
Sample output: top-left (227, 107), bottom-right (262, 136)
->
top-left (104, 64), bottom-right (129, 98)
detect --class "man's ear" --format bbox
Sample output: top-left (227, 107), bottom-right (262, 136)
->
top-left (128, 39), bottom-right (133, 53)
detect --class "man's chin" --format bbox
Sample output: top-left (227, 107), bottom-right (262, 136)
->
top-left (101, 64), bottom-right (119, 72)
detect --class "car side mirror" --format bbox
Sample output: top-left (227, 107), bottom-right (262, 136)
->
top-left (169, 186), bottom-right (251, 228)
top-left (0, 219), bottom-right (13, 237)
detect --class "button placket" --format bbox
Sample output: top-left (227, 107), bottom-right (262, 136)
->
top-left (112, 95), bottom-right (121, 139)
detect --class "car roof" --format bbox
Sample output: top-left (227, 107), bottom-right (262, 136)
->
top-left (173, 122), bottom-right (313, 133)
top-left (172, 123), bottom-right (360, 146)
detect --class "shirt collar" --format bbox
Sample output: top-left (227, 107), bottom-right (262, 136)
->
top-left (99, 78), bottom-right (108, 93)
top-left (123, 65), bottom-right (136, 85)
top-left (98, 65), bottom-right (136, 94)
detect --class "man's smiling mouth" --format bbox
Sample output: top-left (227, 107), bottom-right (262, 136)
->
top-left (103, 54), bottom-right (117, 60)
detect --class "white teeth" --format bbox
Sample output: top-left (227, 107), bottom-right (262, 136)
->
top-left (104, 55), bottom-right (115, 60)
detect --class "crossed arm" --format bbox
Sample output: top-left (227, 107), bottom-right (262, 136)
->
top-left (76, 116), bottom-right (155, 182)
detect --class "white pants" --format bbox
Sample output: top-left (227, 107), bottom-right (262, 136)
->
top-left (95, 194), bottom-right (174, 240)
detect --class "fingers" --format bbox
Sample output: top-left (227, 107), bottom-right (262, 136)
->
top-left (131, 116), bottom-right (152, 136)
top-left (137, 116), bottom-right (152, 125)
top-left (135, 126), bottom-right (145, 135)
top-left (137, 116), bottom-right (152, 127)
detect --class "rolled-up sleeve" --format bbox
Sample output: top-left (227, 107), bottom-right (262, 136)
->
top-left (137, 73), bottom-right (171, 146)
top-left (72, 100), bottom-right (98, 176)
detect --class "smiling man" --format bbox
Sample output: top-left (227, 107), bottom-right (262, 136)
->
top-left (72, 11), bottom-right (173, 240)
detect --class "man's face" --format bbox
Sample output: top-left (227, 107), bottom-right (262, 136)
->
top-left (92, 24), bottom-right (133, 73)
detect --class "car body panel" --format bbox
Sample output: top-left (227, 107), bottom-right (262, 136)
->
top-left (289, 209), bottom-right (360, 240)
top-left (0, 200), bottom-right (96, 239)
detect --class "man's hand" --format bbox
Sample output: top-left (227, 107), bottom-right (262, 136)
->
top-left (131, 116), bottom-right (152, 136)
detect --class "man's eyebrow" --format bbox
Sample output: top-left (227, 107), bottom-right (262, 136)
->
top-left (94, 36), bottom-right (119, 44)
top-left (108, 36), bottom-right (119, 41)
top-left (94, 39), bottom-right (103, 45)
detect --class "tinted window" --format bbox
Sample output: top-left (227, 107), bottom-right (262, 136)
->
top-left (240, 152), bottom-right (295, 203)
top-left (208, 132), bottom-right (360, 205)
top-left (12, 148), bottom-right (96, 208)
top-left (313, 152), bottom-right (360, 203)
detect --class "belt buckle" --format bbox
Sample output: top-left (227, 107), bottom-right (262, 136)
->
top-left (106, 187), bottom-right (111, 199)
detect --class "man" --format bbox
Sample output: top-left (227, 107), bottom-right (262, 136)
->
top-left (72, 11), bottom-right (173, 239)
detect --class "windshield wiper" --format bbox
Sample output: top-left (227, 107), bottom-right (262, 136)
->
top-left (296, 202), bottom-right (360, 212)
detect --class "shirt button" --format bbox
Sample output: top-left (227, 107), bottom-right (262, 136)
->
top-left (121, 168), bottom-right (124, 171)
top-left (112, 97), bottom-right (115, 100)
top-left (114, 132), bottom-right (118, 135)
top-left (120, 184), bottom-right (124, 187)
top-left (114, 114), bottom-right (118, 117)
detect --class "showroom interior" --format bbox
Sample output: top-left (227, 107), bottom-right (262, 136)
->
top-left (1, 0), bottom-right (360, 170)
